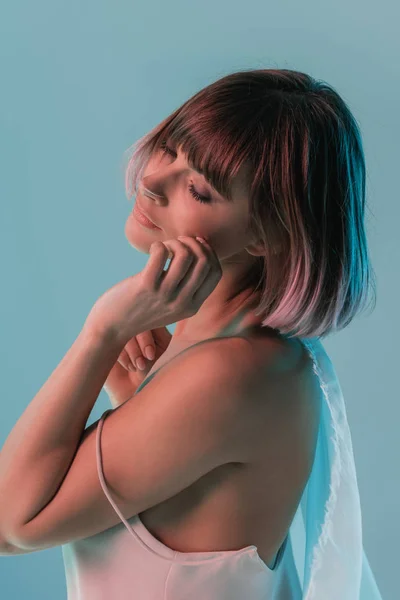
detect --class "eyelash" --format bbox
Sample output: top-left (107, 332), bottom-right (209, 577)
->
top-left (159, 141), bottom-right (212, 205)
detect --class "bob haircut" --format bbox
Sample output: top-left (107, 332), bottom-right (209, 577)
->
top-left (123, 68), bottom-right (376, 340)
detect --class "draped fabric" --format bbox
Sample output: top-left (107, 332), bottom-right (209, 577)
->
top-left (61, 334), bottom-right (383, 599)
top-left (292, 337), bottom-right (382, 599)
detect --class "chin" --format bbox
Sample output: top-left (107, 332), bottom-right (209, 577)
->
top-left (124, 214), bottom-right (163, 254)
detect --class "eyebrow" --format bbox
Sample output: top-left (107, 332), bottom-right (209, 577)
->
top-left (185, 154), bottom-right (205, 177)
top-left (187, 158), bottom-right (219, 191)
top-left (172, 142), bottom-right (232, 200)
top-left (172, 142), bottom-right (205, 176)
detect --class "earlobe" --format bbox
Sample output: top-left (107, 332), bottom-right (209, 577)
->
top-left (244, 233), bottom-right (265, 257)
top-left (245, 245), bottom-right (264, 257)
top-left (245, 241), bottom-right (281, 257)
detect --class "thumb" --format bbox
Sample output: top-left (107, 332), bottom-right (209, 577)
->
top-left (153, 325), bottom-right (172, 345)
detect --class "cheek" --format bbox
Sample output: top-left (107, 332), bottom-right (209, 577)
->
top-left (207, 222), bottom-right (249, 259)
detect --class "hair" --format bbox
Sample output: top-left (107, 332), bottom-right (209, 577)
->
top-left (122, 68), bottom-right (377, 340)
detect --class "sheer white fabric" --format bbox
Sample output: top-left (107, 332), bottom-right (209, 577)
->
top-left (293, 337), bottom-right (382, 599)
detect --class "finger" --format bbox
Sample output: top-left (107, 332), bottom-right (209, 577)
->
top-left (195, 236), bottom-right (220, 268)
top-left (192, 264), bottom-right (222, 306)
top-left (157, 239), bottom-right (199, 297)
top-left (173, 236), bottom-right (217, 296)
top-left (118, 349), bottom-right (136, 371)
top-left (143, 242), bottom-right (174, 290)
top-left (177, 236), bottom-right (222, 304)
top-left (193, 236), bottom-right (222, 290)
top-left (122, 338), bottom-right (145, 370)
top-left (124, 334), bottom-right (155, 370)
top-left (134, 331), bottom-right (156, 361)
top-left (194, 237), bottom-right (223, 283)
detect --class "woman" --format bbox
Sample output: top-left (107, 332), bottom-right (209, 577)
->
top-left (99, 68), bottom-right (382, 598)
top-left (0, 68), bottom-right (382, 599)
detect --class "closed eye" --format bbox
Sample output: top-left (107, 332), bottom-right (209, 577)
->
top-left (159, 141), bottom-right (212, 205)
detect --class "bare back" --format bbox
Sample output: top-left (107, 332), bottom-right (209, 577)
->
top-left (135, 329), bottom-right (322, 569)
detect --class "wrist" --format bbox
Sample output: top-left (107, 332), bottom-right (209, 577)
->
top-left (81, 320), bottom-right (125, 353)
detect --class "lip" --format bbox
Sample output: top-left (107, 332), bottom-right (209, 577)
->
top-left (134, 201), bottom-right (161, 229)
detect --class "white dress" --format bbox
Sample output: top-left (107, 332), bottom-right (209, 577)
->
top-left (61, 336), bottom-right (383, 599)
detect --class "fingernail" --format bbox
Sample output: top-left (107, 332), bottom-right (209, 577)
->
top-left (136, 357), bottom-right (146, 370)
top-left (196, 236), bottom-right (206, 244)
top-left (144, 345), bottom-right (155, 360)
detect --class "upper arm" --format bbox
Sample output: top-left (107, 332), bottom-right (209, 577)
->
top-left (7, 338), bottom-right (260, 552)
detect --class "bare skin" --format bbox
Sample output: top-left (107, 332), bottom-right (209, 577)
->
top-left (123, 141), bottom-right (321, 570)
top-left (124, 139), bottom-right (276, 346)
top-left (133, 332), bottom-right (321, 570)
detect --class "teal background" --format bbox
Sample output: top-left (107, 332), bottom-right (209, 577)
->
top-left (0, 1), bottom-right (396, 597)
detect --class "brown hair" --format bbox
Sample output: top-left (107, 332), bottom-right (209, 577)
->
top-left (123, 68), bottom-right (377, 340)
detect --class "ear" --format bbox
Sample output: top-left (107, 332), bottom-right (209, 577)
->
top-left (244, 225), bottom-right (282, 257)
top-left (245, 242), bottom-right (281, 257)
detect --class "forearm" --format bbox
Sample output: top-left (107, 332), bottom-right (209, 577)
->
top-left (0, 326), bottom-right (125, 532)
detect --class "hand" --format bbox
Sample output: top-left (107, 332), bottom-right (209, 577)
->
top-left (84, 236), bottom-right (222, 347)
top-left (103, 325), bottom-right (172, 407)
top-left (116, 324), bottom-right (172, 373)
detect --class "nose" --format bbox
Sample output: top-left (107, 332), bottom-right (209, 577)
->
top-left (141, 185), bottom-right (165, 202)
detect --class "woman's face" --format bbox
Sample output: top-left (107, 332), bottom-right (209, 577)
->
top-left (125, 140), bottom-right (259, 265)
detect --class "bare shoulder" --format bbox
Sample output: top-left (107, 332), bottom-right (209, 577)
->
top-left (210, 332), bottom-right (323, 462)
top-left (129, 335), bottom-right (273, 463)
top-left (243, 333), bottom-right (323, 469)
top-left (138, 334), bottom-right (262, 404)
top-left (133, 332), bottom-right (320, 464)
top-left (141, 332), bottom-right (312, 419)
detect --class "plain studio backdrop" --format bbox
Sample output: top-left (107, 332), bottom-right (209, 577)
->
top-left (0, 1), bottom-right (397, 598)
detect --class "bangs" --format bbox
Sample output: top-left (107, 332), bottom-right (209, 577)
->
top-left (122, 68), bottom-right (377, 339)
top-left (149, 117), bottom-right (259, 204)
top-left (123, 80), bottom-right (270, 207)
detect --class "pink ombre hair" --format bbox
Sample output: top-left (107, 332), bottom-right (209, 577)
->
top-left (122, 68), bottom-right (376, 340)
